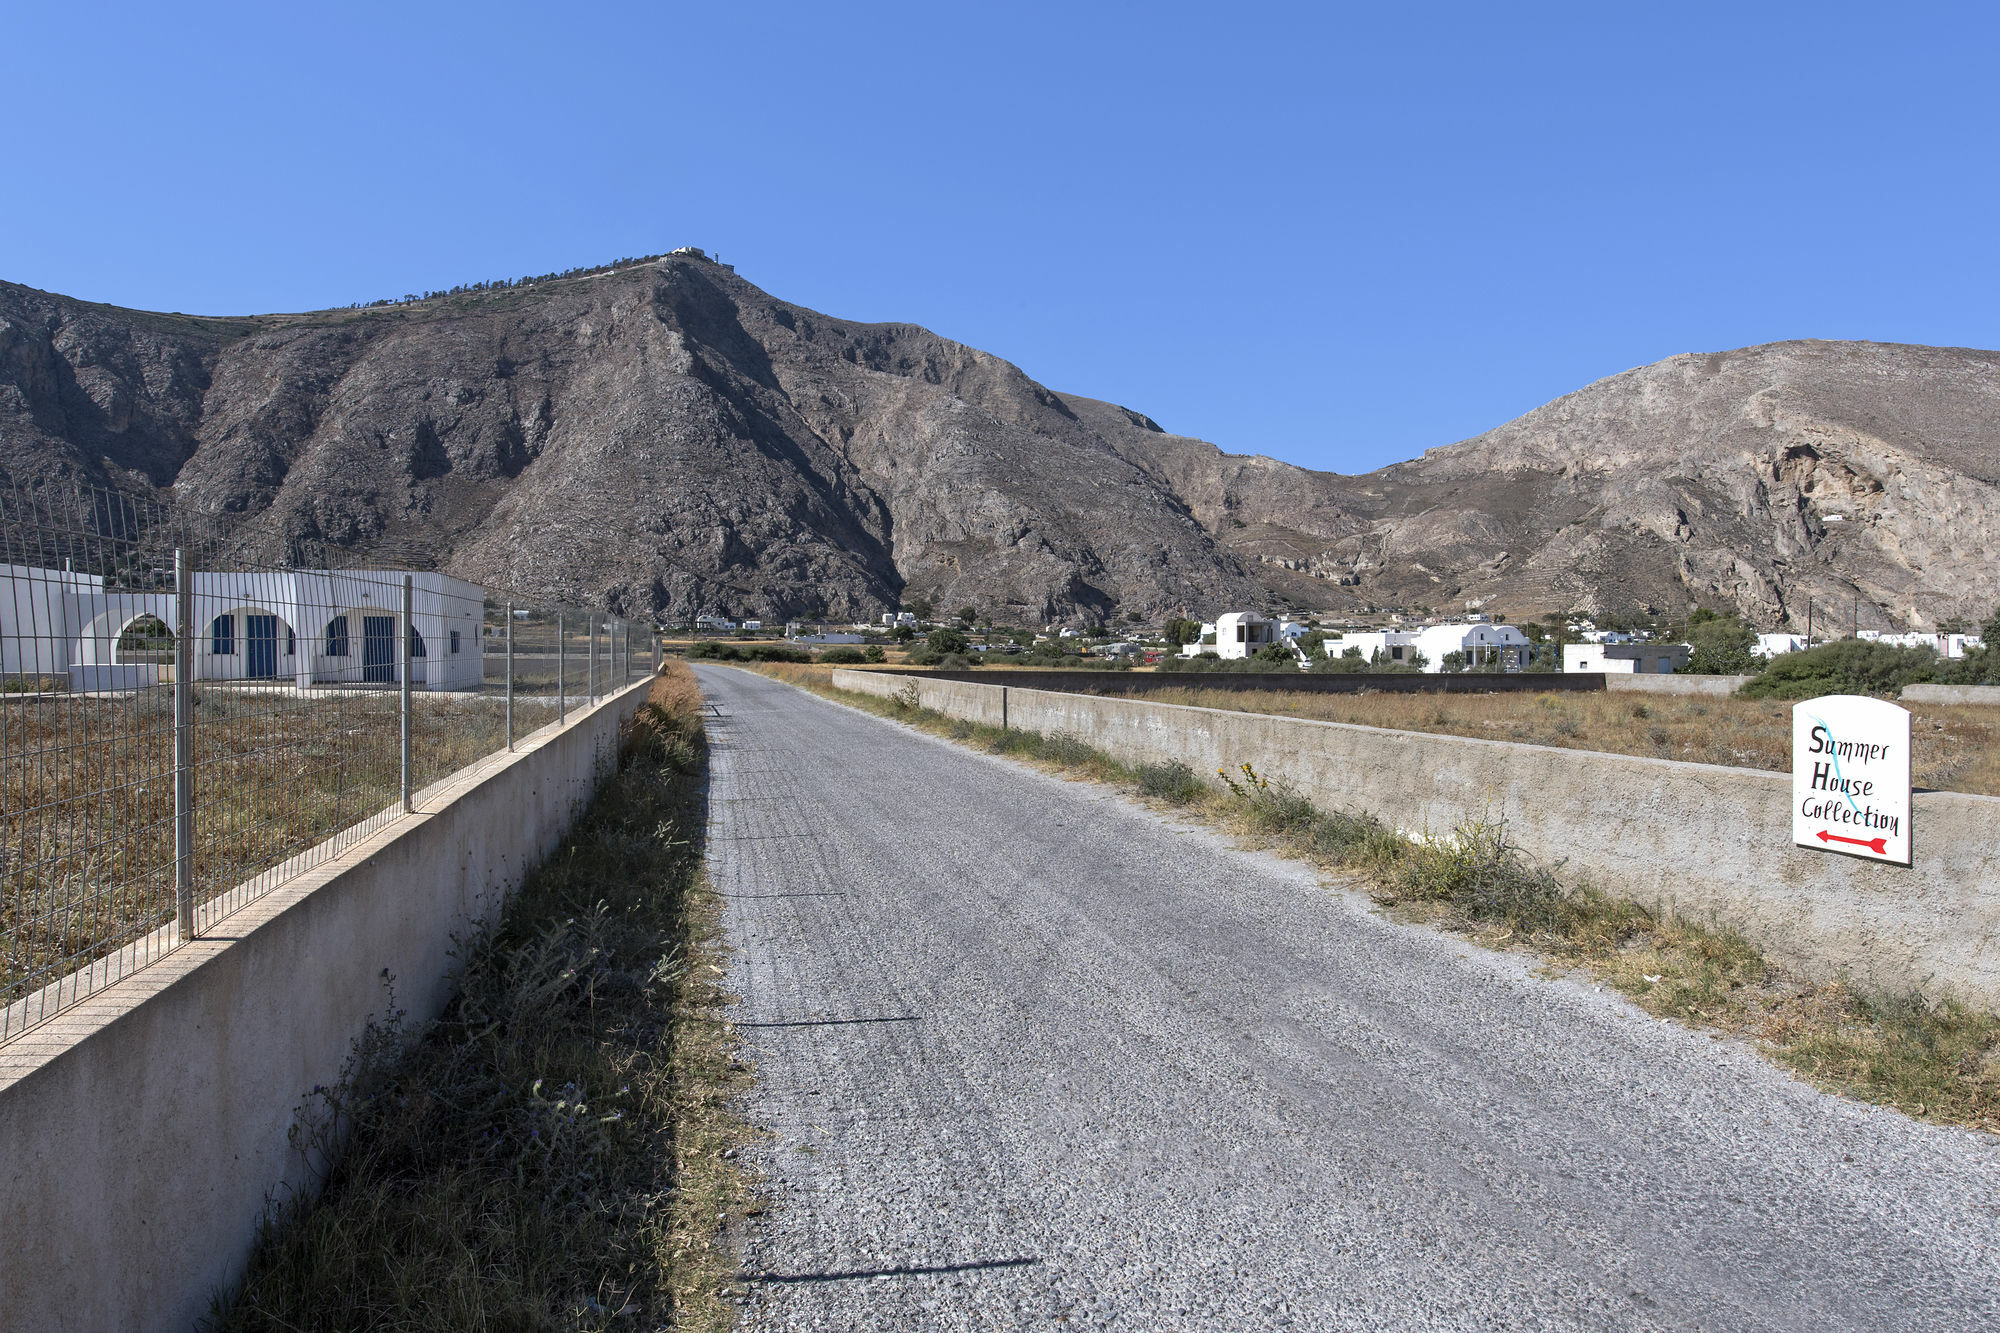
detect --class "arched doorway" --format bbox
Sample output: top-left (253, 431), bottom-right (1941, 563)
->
top-left (113, 614), bottom-right (174, 666)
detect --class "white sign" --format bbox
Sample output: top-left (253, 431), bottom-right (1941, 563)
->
top-left (1793, 695), bottom-right (1911, 866)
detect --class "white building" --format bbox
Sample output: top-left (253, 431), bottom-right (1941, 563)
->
top-left (1320, 629), bottom-right (1420, 667)
top-left (1857, 630), bottom-right (1984, 659)
top-left (1, 563), bottom-right (486, 692)
top-left (1563, 642), bottom-right (1689, 674)
top-left (882, 611), bottom-right (918, 628)
top-left (693, 613), bottom-right (737, 632)
top-left (1409, 621), bottom-right (1533, 672)
top-left (1753, 632), bottom-right (1808, 659)
top-left (1219, 611), bottom-right (1277, 659)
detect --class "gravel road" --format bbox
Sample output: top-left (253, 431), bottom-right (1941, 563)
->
top-left (695, 665), bottom-right (2000, 1331)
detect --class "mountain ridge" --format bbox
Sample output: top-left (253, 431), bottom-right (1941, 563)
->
top-left (3, 258), bottom-right (1995, 631)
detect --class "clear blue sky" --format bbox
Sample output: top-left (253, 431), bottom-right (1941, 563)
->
top-left (9, 2), bottom-right (1997, 473)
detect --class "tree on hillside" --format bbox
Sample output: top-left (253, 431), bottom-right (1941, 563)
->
top-left (1163, 617), bottom-right (1202, 647)
top-left (955, 605), bottom-right (978, 625)
top-left (904, 595), bottom-right (935, 622)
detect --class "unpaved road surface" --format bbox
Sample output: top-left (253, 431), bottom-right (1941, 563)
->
top-left (696, 665), bottom-right (2000, 1331)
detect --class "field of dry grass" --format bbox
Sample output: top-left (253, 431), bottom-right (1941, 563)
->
top-left (755, 662), bottom-right (2000, 795)
top-left (2, 688), bottom-right (560, 1009)
top-left (1135, 685), bottom-right (2000, 796)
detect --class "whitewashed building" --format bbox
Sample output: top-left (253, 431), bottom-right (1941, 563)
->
top-left (1409, 621), bottom-right (1533, 672)
top-left (1563, 642), bottom-right (1689, 674)
top-left (1, 563), bottom-right (485, 692)
top-left (1857, 629), bottom-right (1984, 659)
top-left (1753, 633), bottom-right (1808, 659)
top-left (1320, 630), bottom-right (1421, 667)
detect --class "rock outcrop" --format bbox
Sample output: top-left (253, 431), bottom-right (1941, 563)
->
top-left (4, 257), bottom-right (1996, 630)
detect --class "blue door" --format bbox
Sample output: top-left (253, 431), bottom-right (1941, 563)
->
top-left (362, 616), bottom-right (397, 683)
top-left (245, 614), bottom-right (279, 679)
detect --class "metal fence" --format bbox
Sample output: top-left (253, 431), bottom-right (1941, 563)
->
top-left (0, 483), bottom-right (651, 1043)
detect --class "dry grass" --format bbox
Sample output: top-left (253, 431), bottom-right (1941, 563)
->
top-left (2, 689), bottom-right (560, 1008)
top-left (1089, 683), bottom-right (2000, 796)
top-left (763, 663), bottom-right (2000, 795)
top-left (208, 662), bottom-right (754, 1330)
top-left (750, 663), bottom-right (2000, 1133)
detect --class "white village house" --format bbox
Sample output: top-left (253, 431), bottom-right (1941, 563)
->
top-left (1407, 621), bottom-right (1532, 671)
top-left (1179, 611), bottom-right (1311, 664)
top-left (1562, 642), bottom-right (1690, 674)
top-left (1318, 629), bottom-right (1421, 667)
top-left (1, 563), bottom-right (485, 692)
top-left (1321, 621), bottom-right (1532, 671)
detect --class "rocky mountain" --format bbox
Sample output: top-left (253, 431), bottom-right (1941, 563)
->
top-left (3, 254), bottom-right (1996, 630)
top-left (1091, 341), bottom-right (2000, 632)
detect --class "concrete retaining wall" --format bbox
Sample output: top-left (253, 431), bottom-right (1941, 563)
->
top-left (1903, 683), bottom-right (2000, 707)
top-left (0, 677), bottom-right (654, 1333)
top-left (1606, 673), bottom-right (1752, 697)
top-left (833, 670), bottom-right (2000, 1009)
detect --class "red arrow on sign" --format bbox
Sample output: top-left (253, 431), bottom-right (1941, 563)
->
top-left (1818, 830), bottom-right (1888, 855)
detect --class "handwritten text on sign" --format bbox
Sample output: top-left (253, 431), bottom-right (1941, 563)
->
top-left (1792, 695), bottom-right (1911, 866)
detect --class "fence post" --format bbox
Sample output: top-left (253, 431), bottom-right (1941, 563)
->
top-left (557, 610), bottom-right (567, 725)
top-left (505, 601), bottom-right (515, 751)
top-left (401, 574), bottom-right (413, 813)
top-left (588, 615), bottom-right (598, 706)
top-left (173, 548), bottom-right (195, 940)
top-left (653, 628), bottom-right (661, 675)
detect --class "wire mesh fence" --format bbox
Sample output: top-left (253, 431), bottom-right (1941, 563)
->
top-left (0, 482), bottom-right (648, 1043)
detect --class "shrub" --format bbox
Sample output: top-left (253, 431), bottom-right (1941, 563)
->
top-left (1937, 644), bottom-right (2000, 686)
top-left (1739, 640), bottom-right (1937, 699)
top-left (818, 646), bottom-right (866, 664)
top-left (1136, 759), bottom-right (1206, 803)
top-left (686, 641), bottom-right (811, 664)
top-left (863, 644), bottom-right (886, 663)
top-left (1685, 608), bottom-right (1760, 674)
top-left (1037, 732), bottom-right (1094, 765)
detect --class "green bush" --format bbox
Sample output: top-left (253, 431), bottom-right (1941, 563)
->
top-left (1937, 644), bottom-right (2000, 685)
top-left (1309, 647), bottom-right (1370, 675)
top-left (818, 646), bottom-right (866, 664)
top-left (686, 641), bottom-right (811, 664)
top-left (1685, 608), bottom-right (1760, 674)
top-left (1136, 759), bottom-right (1206, 803)
top-left (863, 645), bottom-right (886, 663)
top-left (1738, 640), bottom-right (1937, 700)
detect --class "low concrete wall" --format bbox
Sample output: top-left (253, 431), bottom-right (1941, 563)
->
top-left (908, 667), bottom-right (1606, 697)
top-left (0, 677), bottom-right (653, 1333)
top-left (1606, 673), bottom-right (1752, 697)
top-left (1903, 683), bottom-right (2000, 707)
top-left (832, 670), bottom-right (2000, 1009)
